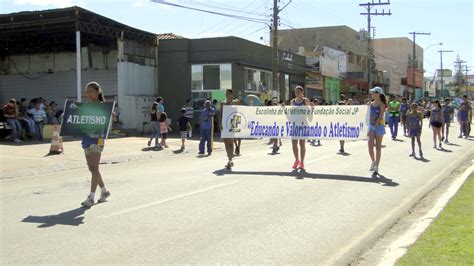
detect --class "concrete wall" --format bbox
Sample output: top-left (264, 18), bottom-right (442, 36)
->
top-left (0, 51), bottom-right (118, 104)
top-left (117, 61), bottom-right (158, 130)
top-left (0, 69), bottom-right (117, 105)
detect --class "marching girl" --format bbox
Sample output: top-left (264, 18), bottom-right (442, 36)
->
top-left (407, 103), bottom-right (424, 158)
top-left (81, 82), bottom-right (111, 207)
top-left (367, 87), bottom-right (387, 174)
top-left (290, 86), bottom-right (311, 170)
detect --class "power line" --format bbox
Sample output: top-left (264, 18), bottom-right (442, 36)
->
top-left (200, 0), bottom-right (269, 37)
top-left (179, 0), bottom-right (269, 17)
top-left (197, 0), bottom-right (268, 36)
top-left (150, 0), bottom-right (270, 24)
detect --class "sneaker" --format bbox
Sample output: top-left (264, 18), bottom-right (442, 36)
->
top-left (373, 165), bottom-right (379, 173)
top-left (370, 162), bottom-right (376, 172)
top-left (439, 143), bottom-right (442, 149)
top-left (298, 162), bottom-right (305, 170)
top-left (272, 147), bottom-right (277, 154)
top-left (441, 136), bottom-right (445, 141)
top-left (409, 152), bottom-right (415, 157)
top-left (225, 161), bottom-right (234, 169)
top-left (292, 160), bottom-right (301, 170)
top-left (81, 196), bottom-right (94, 207)
top-left (98, 190), bottom-right (111, 203)
top-left (339, 149), bottom-right (345, 154)
top-left (419, 150), bottom-right (424, 159)
top-left (235, 146), bottom-right (240, 156)
top-left (147, 140), bottom-right (151, 147)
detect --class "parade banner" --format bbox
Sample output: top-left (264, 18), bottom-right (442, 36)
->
top-left (60, 99), bottom-right (115, 138)
top-left (221, 105), bottom-right (369, 140)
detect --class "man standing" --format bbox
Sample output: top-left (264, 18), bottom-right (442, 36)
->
top-left (198, 100), bottom-right (215, 155)
top-left (184, 99), bottom-right (194, 138)
top-left (388, 95), bottom-right (401, 140)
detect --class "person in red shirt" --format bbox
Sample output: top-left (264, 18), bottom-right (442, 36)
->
top-left (3, 99), bottom-right (23, 143)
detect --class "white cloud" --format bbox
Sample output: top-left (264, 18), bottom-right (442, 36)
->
top-left (13, 0), bottom-right (86, 8)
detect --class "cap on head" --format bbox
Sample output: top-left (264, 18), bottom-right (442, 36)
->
top-left (370, 86), bottom-right (385, 95)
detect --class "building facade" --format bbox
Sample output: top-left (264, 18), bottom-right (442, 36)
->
top-left (158, 37), bottom-right (307, 122)
top-left (373, 37), bottom-right (424, 98)
top-left (278, 26), bottom-right (369, 102)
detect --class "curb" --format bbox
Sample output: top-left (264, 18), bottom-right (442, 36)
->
top-left (379, 163), bottom-right (474, 265)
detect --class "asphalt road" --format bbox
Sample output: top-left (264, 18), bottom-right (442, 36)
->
top-left (1, 123), bottom-right (473, 264)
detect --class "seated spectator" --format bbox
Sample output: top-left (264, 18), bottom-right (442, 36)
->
top-left (18, 98), bottom-right (36, 138)
top-left (3, 99), bottom-right (23, 143)
top-left (46, 101), bottom-right (60, 124)
top-left (28, 101), bottom-right (47, 140)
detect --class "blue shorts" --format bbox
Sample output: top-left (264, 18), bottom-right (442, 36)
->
top-left (409, 127), bottom-right (421, 137)
top-left (369, 124), bottom-right (386, 137)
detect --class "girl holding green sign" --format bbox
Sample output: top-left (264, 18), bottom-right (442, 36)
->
top-left (81, 82), bottom-right (111, 208)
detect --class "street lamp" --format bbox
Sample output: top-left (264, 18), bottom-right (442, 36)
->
top-left (438, 49), bottom-right (454, 98)
top-left (423, 42), bottom-right (443, 98)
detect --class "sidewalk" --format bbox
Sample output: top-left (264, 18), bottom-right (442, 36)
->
top-left (0, 136), bottom-right (262, 180)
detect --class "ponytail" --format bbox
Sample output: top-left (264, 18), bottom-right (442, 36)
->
top-left (380, 94), bottom-right (387, 107)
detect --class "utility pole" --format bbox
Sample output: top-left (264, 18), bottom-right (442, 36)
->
top-left (272, 0), bottom-right (279, 100)
top-left (359, 1), bottom-right (391, 92)
top-left (438, 49), bottom-right (454, 98)
top-left (462, 65), bottom-right (471, 95)
top-left (409, 32), bottom-right (430, 100)
top-left (454, 57), bottom-right (466, 96)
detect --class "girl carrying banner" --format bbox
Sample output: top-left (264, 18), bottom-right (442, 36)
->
top-left (367, 87), bottom-right (387, 174)
top-left (290, 86), bottom-right (310, 170)
top-left (81, 82), bottom-right (111, 208)
top-left (221, 89), bottom-right (238, 169)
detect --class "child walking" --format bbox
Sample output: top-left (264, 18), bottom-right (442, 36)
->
top-left (367, 87), bottom-right (387, 174)
top-left (147, 102), bottom-right (160, 147)
top-left (159, 112), bottom-right (172, 148)
top-left (430, 100), bottom-right (444, 149)
top-left (81, 82), bottom-right (111, 207)
top-left (407, 103), bottom-right (424, 158)
top-left (178, 108), bottom-right (191, 150)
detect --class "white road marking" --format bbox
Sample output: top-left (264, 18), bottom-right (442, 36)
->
top-left (98, 181), bottom-right (241, 218)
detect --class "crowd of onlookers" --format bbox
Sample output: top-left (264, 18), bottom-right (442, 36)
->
top-left (1, 97), bottom-right (63, 143)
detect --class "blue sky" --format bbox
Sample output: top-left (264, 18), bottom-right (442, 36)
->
top-left (1, 0), bottom-right (473, 77)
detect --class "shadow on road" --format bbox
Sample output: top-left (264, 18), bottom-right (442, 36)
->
top-left (213, 169), bottom-right (399, 187)
top-left (142, 146), bottom-right (163, 152)
top-left (437, 147), bottom-right (452, 153)
top-left (445, 142), bottom-right (461, 147)
top-left (22, 207), bottom-right (88, 228)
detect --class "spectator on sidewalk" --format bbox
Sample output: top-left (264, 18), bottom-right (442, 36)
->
top-left (28, 101), bottom-right (47, 140)
top-left (17, 99), bottom-right (36, 139)
top-left (184, 99), bottom-right (194, 138)
top-left (3, 99), bottom-right (23, 143)
top-left (156, 97), bottom-right (165, 113)
top-left (178, 108), bottom-right (191, 150)
top-left (198, 100), bottom-right (215, 156)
